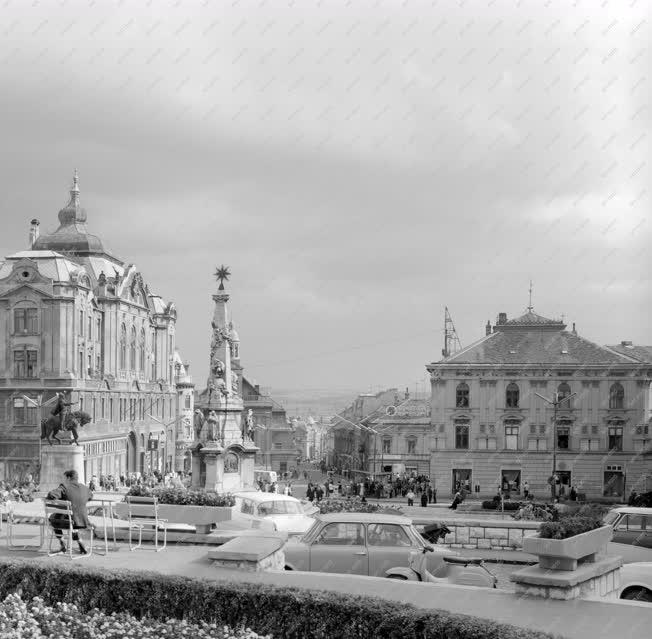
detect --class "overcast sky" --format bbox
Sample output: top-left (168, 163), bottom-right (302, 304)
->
top-left (0, 0), bottom-right (648, 397)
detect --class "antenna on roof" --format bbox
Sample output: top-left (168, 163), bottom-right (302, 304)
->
top-left (442, 307), bottom-right (462, 358)
top-left (527, 280), bottom-right (534, 312)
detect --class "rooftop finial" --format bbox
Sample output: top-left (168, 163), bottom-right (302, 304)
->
top-left (70, 169), bottom-right (80, 203)
top-left (527, 280), bottom-right (533, 312)
top-left (214, 265), bottom-right (231, 291)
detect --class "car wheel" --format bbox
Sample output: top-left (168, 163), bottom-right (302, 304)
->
top-left (387, 575), bottom-right (408, 580)
top-left (621, 587), bottom-right (652, 603)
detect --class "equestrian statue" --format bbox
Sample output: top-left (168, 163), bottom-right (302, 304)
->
top-left (40, 392), bottom-right (91, 446)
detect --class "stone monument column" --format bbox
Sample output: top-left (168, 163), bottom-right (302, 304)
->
top-left (39, 445), bottom-right (85, 494)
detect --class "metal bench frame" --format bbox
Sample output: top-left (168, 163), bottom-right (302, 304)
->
top-left (125, 496), bottom-right (168, 552)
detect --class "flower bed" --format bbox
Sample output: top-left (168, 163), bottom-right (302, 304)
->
top-left (0, 558), bottom-right (560, 639)
top-left (538, 504), bottom-right (610, 540)
top-left (0, 593), bottom-right (270, 639)
top-left (126, 485), bottom-right (235, 507)
top-left (317, 497), bottom-right (403, 515)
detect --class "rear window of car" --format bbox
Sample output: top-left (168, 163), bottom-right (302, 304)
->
top-left (258, 501), bottom-right (303, 516)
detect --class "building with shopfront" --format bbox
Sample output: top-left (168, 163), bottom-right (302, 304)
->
top-left (0, 172), bottom-right (188, 483)
top-left (426, 309), bottom-right (652, 500)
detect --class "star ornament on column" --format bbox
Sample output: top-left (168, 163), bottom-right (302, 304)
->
top-left (214, 265), bottom-right (231, 291)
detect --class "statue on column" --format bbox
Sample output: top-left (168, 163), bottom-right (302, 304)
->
top-left (245, 409), bottom-right (255, 441)
top-left (193, 409), bottom-right (205, 441)
top-left (206, 410), bottom-right (220, 443)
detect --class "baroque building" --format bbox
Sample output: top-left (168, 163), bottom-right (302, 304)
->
top-left (0, 172), bottom-right (187, 482)
top-left (426, 309), bottom-right (652, 500)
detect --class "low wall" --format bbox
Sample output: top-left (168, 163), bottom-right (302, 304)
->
top-left (415, 518), bottom-right (541, 550)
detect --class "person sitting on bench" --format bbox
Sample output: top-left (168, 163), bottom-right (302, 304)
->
top-left (46, 469), bottom-right (94, 554)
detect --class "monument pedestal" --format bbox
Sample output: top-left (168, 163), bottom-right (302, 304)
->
top-left (38, 445), bottom-right (84, 494)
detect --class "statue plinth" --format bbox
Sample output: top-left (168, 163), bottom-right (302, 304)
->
top-left (38, 445), bottom-right (85, 494)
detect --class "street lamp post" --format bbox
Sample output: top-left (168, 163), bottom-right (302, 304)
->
top-left (535, 390), bottom-right (577, 501)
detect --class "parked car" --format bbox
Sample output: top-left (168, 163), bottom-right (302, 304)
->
top-left (616, 562), bottom-right (652, 603)
top-left (284, 512), bottom-right (461, 578)
top-left (603, 507), bottom-right (652, 548)
top-left (232, 491), bottom-right (316, 537)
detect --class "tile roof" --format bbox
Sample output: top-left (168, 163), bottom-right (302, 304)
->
top-left (436, 330), bottom-right (636, 366)
top-left (0, 250), bottom-right (85, 284)
top-left (502, 311), bottom-right (565, 328)
top-left (605, 344), bottom-right (652, 363)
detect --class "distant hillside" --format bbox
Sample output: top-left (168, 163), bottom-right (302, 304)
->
top-left (269, 388), bottom-right (360, 420)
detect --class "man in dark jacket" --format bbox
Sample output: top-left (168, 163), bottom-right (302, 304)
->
top-left (51, 392), bottom-right (74, 431)
top-left (46, 469), bottom-right (94, 554)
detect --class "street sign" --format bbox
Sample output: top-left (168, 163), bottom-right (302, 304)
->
top-left (147, 439), bottom-right (159, 451)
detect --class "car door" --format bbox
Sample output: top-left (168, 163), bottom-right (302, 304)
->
top-left (612, 514), bottom-right (651, 547)
top-left (309, 522), bottom-right (368, 575)
top-left (366, 523), bottom-right (416, 577)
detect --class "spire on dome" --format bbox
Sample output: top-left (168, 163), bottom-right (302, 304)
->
top-left (527, 280), bottom-right (533, 312)
top-left (57, 169), bottom-right (87, 226)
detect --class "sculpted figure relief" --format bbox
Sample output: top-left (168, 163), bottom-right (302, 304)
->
top-left (206, 410), bottom-right (220, 442)
top-left (193, 409), bottom-right (205, 441)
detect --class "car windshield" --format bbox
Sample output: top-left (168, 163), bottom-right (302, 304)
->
top-left (603, 511), bottom-right (621, 525)
top-left (258, 501), bottom-right (303, 516)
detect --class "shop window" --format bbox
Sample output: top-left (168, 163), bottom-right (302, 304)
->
top-left (455, 422), bottom-right (469, 449)
top-left (456, 383), bottom-right (469, 408)
top-left (608, 426), bottom-right (623, 451)
top-left (609, 383), bottom-right (624, 409)
top-left (506, 383), bottom-right (520, 408)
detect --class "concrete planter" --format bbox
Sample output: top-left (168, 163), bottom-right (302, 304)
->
top-left (114, 503), bottom-right (236, 534)
top-left (522, 525), bottom-right (613, 571)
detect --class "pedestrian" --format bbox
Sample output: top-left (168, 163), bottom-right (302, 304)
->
top-left (523, 481), bottom-right (529, 499)
top-left (427, 485), bottom-right (433, 503)
top-left (432, 487), bottom-right (437, 504)
top-left (406, 489), bottom-right (415, 506)
top-left (337, 481), bottom-right (342, 495)
top-left (569, 485), bottom-right (577, 501)
top-left (316, 484), bottom-right (324, 502)
top-left (448, 490), bottom-right (462, 510)
top-left (46, 469), bottom-right (93, 555)
top-left (420, 491), bottom-right (428, 508)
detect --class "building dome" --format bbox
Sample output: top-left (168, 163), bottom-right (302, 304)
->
top-left (32, 170), bottom-right (106, 255)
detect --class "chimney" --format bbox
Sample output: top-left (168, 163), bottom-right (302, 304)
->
top-left (497, 312), bottom-right (507, 325)
top-left (405, 387), bottom-right (410, 400)
top-left (485, 320), bottom-right (491, 336)
top-left (572, 322), bottom-right (577, 335)
top-left (29, 219), bottom-right (40, 248)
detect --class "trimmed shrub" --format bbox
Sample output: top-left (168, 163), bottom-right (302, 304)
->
top-left (0, 558), bottom-right (561, 639)
top-left (482, 500), bottom-right (519, 511)
top-left (125, 485), bottom-right (235, 507)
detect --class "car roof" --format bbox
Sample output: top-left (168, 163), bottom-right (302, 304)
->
top-left (609, 507), bottom-right (652, 515)
top-left (233, 491), bottom-right (300, 503)
top-left (316, 512), bottom-right (412, 524)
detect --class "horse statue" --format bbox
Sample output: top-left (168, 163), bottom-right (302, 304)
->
top-left (40, 411), bottom-right (91, 446)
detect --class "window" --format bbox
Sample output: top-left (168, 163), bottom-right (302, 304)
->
top-left (580, 439), bottom-right (600, 451)
top-left (184, 395), bottom-right (191, 409)
top-left (505, 423), bottom-right (519, 450)
top-left (556, 426), bottom-right (570, 450)
top-left (109, 397), bottom-right (114, 421)
top-left (87, 315), bottom-right (93, 340)
top-left (100, 397), bottom-right (105, 418)
top-left (96, 317), bottom-right (101, 339)
top-left (455, 422), bottom-right (469, 449)
top-left (615, 514), bottom-right (646, 531)
top-left (79, 310), bottom-right (84, 336)
top-left (382, 438), bottom-right (391, 453)
top-left (139, 328), bottom-right (146, 371)
top-left (529, 424), bottom-right (536, 435)
top-left (120, 324), bottom-right (127, 369)
top-left (557, 383), bottom-right (572, 408)
top-left (14, 308), bottom-right (38, 333)
top-left (314, 522), bottom-right (365, 546)
top-left (406, 438), bottom-right (416, 454)
top-left (506, 383), bottom-right (520, 408)
top-left (130, 326), bottom-right (137, 371)
top-left (13, 397), bottom-right (38, 426)
top-left (609, 383), bottom-right (624, 409)
top-left (240, 499), bottom-right (254, 515)
top-left (477, 437), bottom-right (497, 450)
top-left (456, 383), bottom-right (470, 408)
top-left (273, 442), bottom-right (283, 449)
top-left (608, 426), bottom-right (623, 451)
top-left (14, 349), bottom-right (37, 378)
top-left (528, 439), bottom-right (547, 451)
top-left (539, 424), bottom-right (546, 435)
top-left (367, 523), bottom-right (412, 547)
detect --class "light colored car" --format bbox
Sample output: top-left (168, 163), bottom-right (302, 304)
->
top-left (283, 512), bottom-right (456, 577)
top-left (616, 562), bottom-right (652, 603)
top-left (232, 491), bottom-right (317, 537)
top-left (603, 507), bottom-right (652, 549)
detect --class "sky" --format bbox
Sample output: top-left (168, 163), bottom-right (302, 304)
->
top-left (0, 0), bottom-right (649, 399)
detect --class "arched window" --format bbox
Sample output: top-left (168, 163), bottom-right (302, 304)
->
top-left (456, 383), bottom-right (469, 408)
top-left (557, 383), bottom-right (572, 408)
top-left (130, 326), bottom-right (137, 371)
top-left (119, 324), bottom-right (127, 370)
top-left (609, 383), bottom-right (624, 409)
top-left (506, 383), bottom-right (520, 408)
top-left (139, 328), bottom-right (146, 372)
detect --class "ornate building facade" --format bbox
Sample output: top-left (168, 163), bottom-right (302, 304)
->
top-left (0, 172), bottom-right (186, 483)
top-left (426, 310), bottom-right (652, 500)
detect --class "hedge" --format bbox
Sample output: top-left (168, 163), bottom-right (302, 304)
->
top-left (481, 500), bottom-right (520, 511)
top-left (0, 558), bottom-right (561, 639)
